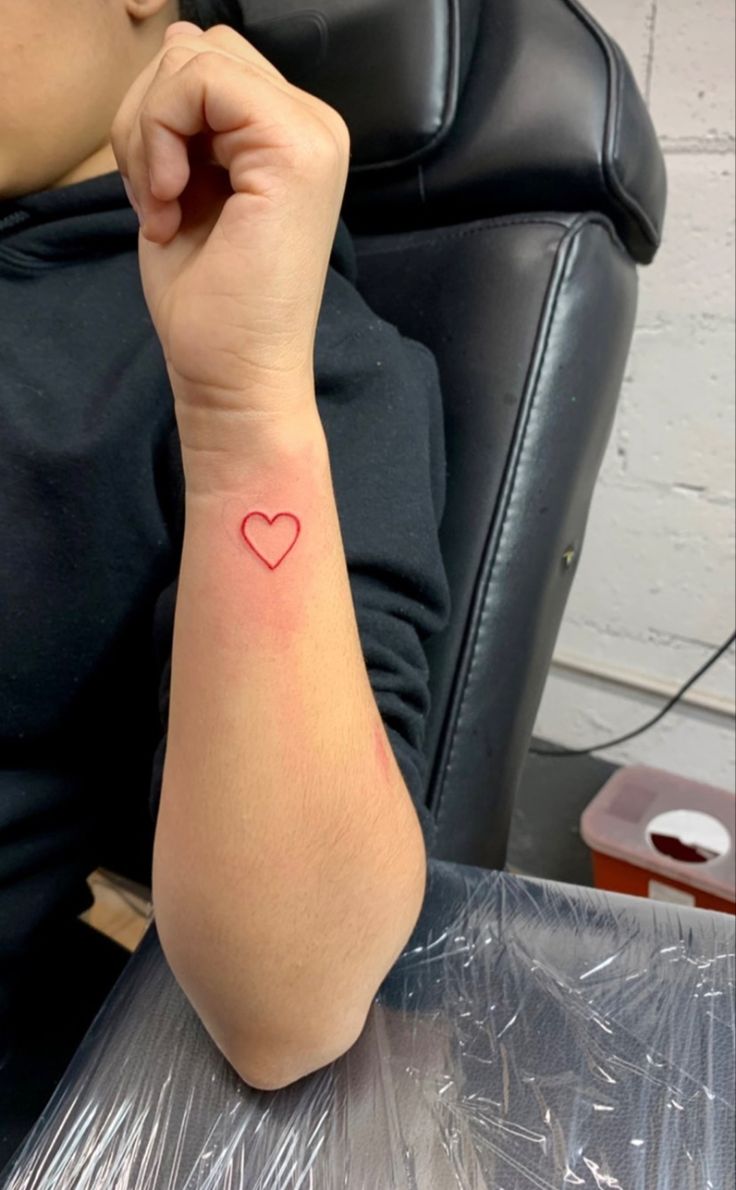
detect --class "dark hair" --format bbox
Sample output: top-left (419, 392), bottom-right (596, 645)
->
top-left (177, 0), bottom-right (246, 34)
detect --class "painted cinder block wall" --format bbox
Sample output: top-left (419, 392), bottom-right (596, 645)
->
top-left (533, 0), bottom-right (735, 790)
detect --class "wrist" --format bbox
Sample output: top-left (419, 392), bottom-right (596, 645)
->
top-left (178, 402), bottom-right (329, 502)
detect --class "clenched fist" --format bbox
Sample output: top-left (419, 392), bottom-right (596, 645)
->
top-left (110, 20), bottom-right (350, 436)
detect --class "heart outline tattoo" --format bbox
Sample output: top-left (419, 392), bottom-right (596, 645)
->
top-left (241, 511), bottom-right (301, 570)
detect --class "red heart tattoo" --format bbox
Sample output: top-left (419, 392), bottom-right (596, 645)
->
top-left (241, 512), bottom-right (301, 570)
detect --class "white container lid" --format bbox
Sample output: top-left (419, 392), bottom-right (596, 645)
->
top-left (580, 765), bottom-right (736, 903)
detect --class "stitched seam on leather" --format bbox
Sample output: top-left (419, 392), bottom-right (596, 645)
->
top-left (350, 0), bottom-right (462, 174)
top-left (355, 216), bottom-right (577, 259)
top-left (605, 40), bottom-right (659, 247)
top-left (356, 213), bottom-right (630, 270)
top-left (562, 0), bottom-right (659, 250)
top-left (564, 0), bottom-right (615, 233)
top-left (433, 216), bottom-right (595, 831)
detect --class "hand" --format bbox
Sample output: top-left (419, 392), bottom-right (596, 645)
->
top-left (110, 21), bottom-right (350, 435)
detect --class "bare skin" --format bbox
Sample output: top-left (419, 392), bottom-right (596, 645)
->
top-left (0, 0), bottom-right (177, 202)
top-left (2, 2), bottom-right (430, 1092)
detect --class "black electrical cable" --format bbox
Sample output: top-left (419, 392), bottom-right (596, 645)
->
top-left (531, 629), bottom-right (736, 758)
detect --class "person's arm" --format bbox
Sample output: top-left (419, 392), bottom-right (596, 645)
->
top-left (153, 400), bottom-right (429, 1093)
top-left (111, 20), bottom-right (438, 1092)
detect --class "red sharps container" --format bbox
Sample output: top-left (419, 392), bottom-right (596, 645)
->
top-left (581, 765), bottom-right (735, 914)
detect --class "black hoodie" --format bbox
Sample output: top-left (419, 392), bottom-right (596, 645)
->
top-left (0, 169), bottom-right (450, 1023)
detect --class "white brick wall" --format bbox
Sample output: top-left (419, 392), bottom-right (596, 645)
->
top-left (534, 0), bottom-right (736, 790)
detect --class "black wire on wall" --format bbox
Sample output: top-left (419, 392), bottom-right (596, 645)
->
top-left (532, 630), bottom-right (736, 758)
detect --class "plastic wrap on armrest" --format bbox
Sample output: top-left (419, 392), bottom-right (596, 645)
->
top-left (3, 865), bottom-right (733, 1188)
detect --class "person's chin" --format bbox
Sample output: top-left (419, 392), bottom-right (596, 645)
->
top-left (0, 168), bottom-right (23, 204)
top-left (0, 161), bottom-right (49, 203)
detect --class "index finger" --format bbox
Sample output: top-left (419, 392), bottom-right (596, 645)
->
top-left (166, 21), bottom-right (290, 80)
top-left (111, 23), bottom-right (291, 180)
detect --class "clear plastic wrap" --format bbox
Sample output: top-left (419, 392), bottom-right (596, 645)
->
top-left (3, 862), bottom-right (734, 1188)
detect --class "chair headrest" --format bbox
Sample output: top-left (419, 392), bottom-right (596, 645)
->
top-left (241, 0), bottom-right (666, 264)
top-left (242, 0), bottom-right (469, 168)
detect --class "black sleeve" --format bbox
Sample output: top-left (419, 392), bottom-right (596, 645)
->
top-left (149, 260), bottom-right (452, 853)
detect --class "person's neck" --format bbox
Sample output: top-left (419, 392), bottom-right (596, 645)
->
top-left (51, 142), bottom-right (120, 190)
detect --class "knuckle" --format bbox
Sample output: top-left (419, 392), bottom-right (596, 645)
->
top-left (160, 44), bottom-right (194, 71)
top-left (158, 44), bottom-right (192, 76)
top-left (332, 114), bottom-right (352, 155)
top-left (306, 120), bottom-right (346, 163)
top-left (322, 101), bottom-right (348, 134)
top-left (315, 103), bottom-right (351, 155)
top-left (188, 49), bottom-right (223, 71)
top-left (286, 133), bottom-right (331, 173)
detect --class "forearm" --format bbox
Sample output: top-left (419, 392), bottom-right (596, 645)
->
top-left (152, 396), bottom-right (428, 1089)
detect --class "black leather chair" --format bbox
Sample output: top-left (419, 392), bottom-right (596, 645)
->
top-left (0, 6), bottom-right (683, 1173)
top-left (103, 0), bottom-right (667, 888)
top-left (240, 0), bottom-right (667, 871)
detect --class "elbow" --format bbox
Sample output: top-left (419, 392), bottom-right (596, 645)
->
top-left (155, 914), bottom-right (369, 1094)
top-left (219, 1011), bottom-right (368, 1093)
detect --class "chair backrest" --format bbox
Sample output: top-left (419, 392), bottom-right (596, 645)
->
top-left (243, 0), bottom-right (667, 868)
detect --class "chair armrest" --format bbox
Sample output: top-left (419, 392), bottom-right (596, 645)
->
top-left (4, 867), bottom-right (732, 1188)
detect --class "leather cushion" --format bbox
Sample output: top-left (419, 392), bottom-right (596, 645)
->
top-left (241, 0), bottom-right (666, 263)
